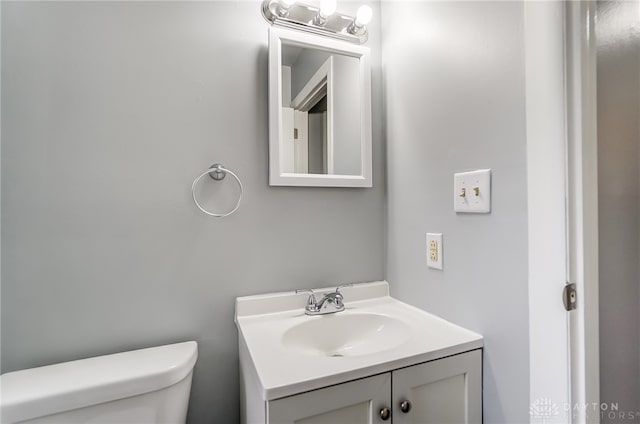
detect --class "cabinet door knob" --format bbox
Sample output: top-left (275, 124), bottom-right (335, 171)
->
top-left (379, 407), bottom-right (391, 421)
top-left (400, 400), bottom-right (412, 413)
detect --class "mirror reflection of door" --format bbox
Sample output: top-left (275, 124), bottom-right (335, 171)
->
top-left (280, 42), bottom-right (361, 176)
top-left (282, 53), bottom-right (332, 175)
top-left (307, 104), bottom-right (328, 174)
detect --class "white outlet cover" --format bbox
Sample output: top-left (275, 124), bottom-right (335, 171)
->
top-left (426, 233), bottom-right (443, 270)
top-left (454, 169), bottom-right (491, 213)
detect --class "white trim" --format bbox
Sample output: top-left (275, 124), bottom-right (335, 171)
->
top-left (281, 107), bottom-right (295, 173)
top-left (326, 61), bottom-right (334, 175)
top-left (293, 110), bottom-right (308, 173)
top-left (524, 2), bottom-right (571, 422)
top-left (268, 27), bottom-right (372, 188)
top-left (565, 2), bottom-right (600, 422)
top-left (0, 0), bottom-right (3, 370)
top-left (323, 111), bottom-right (330, 174)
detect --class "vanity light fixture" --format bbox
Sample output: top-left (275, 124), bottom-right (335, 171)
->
top-left (261, 0), bottom-right (372, 44)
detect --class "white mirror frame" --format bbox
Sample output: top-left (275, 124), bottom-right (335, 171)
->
top-left (268, 27), bottom-right (372, 187)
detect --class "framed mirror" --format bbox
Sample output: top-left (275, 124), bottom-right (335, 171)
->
top-left (268, 28), bottom-right (372, 187)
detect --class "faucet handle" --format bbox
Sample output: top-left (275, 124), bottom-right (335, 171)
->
top-left (335, 283), bottom-right (354, 293)
top-left (295, 289), bottom-right (317, 307)
top-left (334, 284), bottom-right (354, 308)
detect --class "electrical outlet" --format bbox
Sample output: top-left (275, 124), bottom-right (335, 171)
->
top-left (426, 233), bottom-right (443, 270)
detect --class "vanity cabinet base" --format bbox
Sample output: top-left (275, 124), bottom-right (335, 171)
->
top-left (392, 349), bottom-right (482, 424)
top-left (243, 349), bottom-right (482, 424)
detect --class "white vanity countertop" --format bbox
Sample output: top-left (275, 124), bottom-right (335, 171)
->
top-left (235, 281), bottom-right (483, 400)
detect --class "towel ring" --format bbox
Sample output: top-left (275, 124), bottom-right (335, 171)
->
top-left (191, 164), bottom-right (243, 218)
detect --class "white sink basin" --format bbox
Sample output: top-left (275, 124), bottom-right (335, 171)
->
top-left (282, 313), bottom-right (411, 357)
top-left (235, 281), bottom-right (483, 400)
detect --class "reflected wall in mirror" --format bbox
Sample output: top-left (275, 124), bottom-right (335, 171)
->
top-left (269, 28), bottom-right (372, 187)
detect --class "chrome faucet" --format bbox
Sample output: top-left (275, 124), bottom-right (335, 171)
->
top-left (295, 284), bottom-right (354, 316)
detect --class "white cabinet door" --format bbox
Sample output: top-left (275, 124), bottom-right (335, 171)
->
top-left (267, 373), bottom-right (391, 424)
top-left (392, 350), bottom-right (482, 424)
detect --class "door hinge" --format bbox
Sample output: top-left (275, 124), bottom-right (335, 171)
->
top-left (563, 283), bottom-right (577, 311)
top-left (294, 128), bottom-right (298, 139)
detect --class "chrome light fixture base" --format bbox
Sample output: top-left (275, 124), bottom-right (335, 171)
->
top-left (261, 0), bottom-right (368, 44)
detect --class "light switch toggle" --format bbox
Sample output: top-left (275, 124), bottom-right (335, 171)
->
top-left (459, 188), bottom-right (466, 198)
top-left (473, 187), bottom-right (480, 196)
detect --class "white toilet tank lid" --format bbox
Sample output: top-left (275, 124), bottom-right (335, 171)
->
top-left (0, 341), bottom-right (198, 423)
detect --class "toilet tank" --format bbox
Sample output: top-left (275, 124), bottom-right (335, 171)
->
top-left (0, 341), bottom-right (198, 424)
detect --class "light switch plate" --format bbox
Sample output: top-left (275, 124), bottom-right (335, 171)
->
top-left (454, 169), bottom-right (491, 213)
top-left (426, 233), bottom-right (443, 270)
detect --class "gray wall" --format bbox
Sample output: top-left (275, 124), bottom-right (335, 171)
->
top-left (597, 0), bottom-right (640, 420)
top-left (331, 54), bottom-right (361, 175)
top-left (0, 2), bottom-right (385, 423)
top-left (382, 2), bottom-right (530, 423)
top-left (307, 112), bottom-right (325, 174)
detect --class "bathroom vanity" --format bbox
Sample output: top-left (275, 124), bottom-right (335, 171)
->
top-left (235, 281), bottom-right (483, 424)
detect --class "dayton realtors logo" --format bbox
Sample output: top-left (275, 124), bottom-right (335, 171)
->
top-left (531, 398), bottom-right (638, 422)
top-left (569, 402), bottom-right (639, 421)
top-left (530, 398), bottom-right (560, 423)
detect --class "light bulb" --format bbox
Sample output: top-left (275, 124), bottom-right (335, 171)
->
top-left (355, 5), bottom-right (372, 27)
top-left (319, 0), bottom-right (337, 17)
top-left (277, 0), bottom-right (296, 17)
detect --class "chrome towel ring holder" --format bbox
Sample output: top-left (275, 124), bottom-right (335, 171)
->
top-left (191, 164), bottom-right (243, 218)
